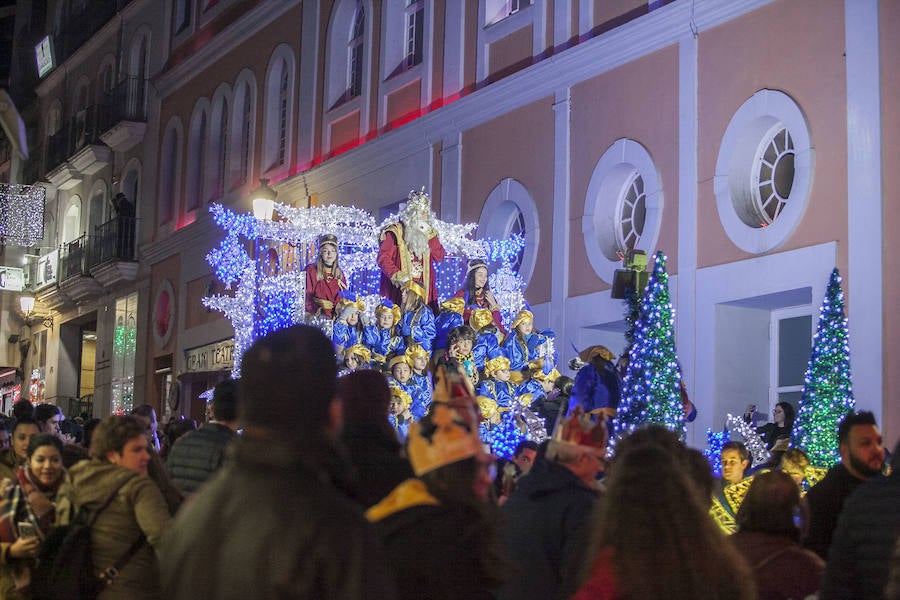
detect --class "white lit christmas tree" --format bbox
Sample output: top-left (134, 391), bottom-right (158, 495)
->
top-left (792, 268), bottom-right (855, 468)
top-left (616, 251), bottom-right (684, 440)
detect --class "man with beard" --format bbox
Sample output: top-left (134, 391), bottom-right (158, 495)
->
top-left (377, 190), bottom-right (446, 313)
top-left (804, 410), bottom-right (885, 559)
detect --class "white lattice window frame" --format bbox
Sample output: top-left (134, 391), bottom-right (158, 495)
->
top-left (477, 178), bottom-right (540, 285)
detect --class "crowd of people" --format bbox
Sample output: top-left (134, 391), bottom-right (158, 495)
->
top-left (0, 321), bottom-right (894, 599)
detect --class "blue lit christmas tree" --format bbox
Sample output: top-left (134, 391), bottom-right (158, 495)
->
top-left (792, 268), bottom-right (855, 468)
top-left (616, 252), bottom-right (685, 440)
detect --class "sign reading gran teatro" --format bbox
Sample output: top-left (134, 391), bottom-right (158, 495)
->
top-left (185, 339), bottom-right (234, 373)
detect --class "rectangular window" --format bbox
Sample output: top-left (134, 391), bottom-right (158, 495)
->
top-left (175, 0), bottom-right (192, 33)
top-left (240, 98), bottom-right (252, 184)
top-left (405, 1), bottom-right (424, 68)
top-left (349, 44), bottom-right (363, 98)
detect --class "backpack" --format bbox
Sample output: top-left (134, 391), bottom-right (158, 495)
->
top-left (31, 480), bottom-right (144, 600)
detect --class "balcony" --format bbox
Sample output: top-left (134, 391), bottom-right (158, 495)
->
top-left (58, 235), bottom-right (102, 301)
top-left (44, 107), bottom-right (111, 188)
top-left (88, 216), bottom-right (139, 287)
top-left (99, 78), bottom-right (148, 152)
top-left (53, 0), bottom-right (134, 65)
top-left (45, 128), bottom-right (79, 189)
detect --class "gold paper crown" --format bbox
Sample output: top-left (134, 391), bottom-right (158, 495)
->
top-left (346, 344), bottom-right (371, 363)
top-left (407, 400), bottom-right (485, 476)
top-left (532, 367), bottom-right (561, 382)
top-left (404, 280), bottom-right (427, 302)
top-left (484, 355), bottom-right (511, 377)
top-left (339, 296), bottom-right (365, 313)
top-left (517, 392), bottom-right (534, 408)
top-left (511, 309), bottom-right (534, 331)
top-left (390, 385), bottom-right (412, 410)
top-left (439, 296), bottom-right (466, 315)
top-left (432, 363), bottom-right (477, 405)
top-left (317, 234), bottom-right (338, 249)
top-left (389, 355), bottom-right (413, 370)
top-left (550, 406), bottom-right (607, 450)
top-left (578, 345), bottom-right (615, 364)
top-left (406, 188), bottom-right (432, 213)
top-left (375, 302), bottom-right (402, 325)
top-left (477, 396), bottom-right (501, 424)
top-left (469, 308), bottom-right (494, 331)
top-left (405, 344), bottom-right (430, 360)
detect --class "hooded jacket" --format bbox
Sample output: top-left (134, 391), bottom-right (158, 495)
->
top-left (59, 459), bottom-right (172, 600)
top-left (497, 459), bottom-right (599, 600)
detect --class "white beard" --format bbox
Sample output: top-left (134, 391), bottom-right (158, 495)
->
top-left (403, 216), bottom-right (431, 258)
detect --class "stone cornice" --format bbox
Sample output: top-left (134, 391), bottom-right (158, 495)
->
top-left (289, 0), bottom-right (773, 199)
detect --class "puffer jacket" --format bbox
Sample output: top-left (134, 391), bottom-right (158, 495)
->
top-left (165, 422), bottom-right (236, 495)
top-left (59, 459), bottom-right (172, 600)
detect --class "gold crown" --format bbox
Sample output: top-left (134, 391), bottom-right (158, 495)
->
top-left (389, 354), bottom-right (413, 370)
top-left (550, 406), bottom-right (607, 451)
top-left (532, 367), bottom-right (561, 382)
top-left (407, 400), bottom-right (485, 476)
top-left (339, 296), bottom-right (365, 313)
top-left (511, 309), bottom-right (534, 332)
top-left (484, 355), bottom-right (511, 377)
top-left (439, 296), bottom-right (466, 315)
top-left (406, 188), bottom-right (432, 213)
top-left (517, 392), bottom-right (534, 407)
top-left (469, 308), bottom-right (494, 331)
top-left (405, 344), bottom-right (430, 360)
top-left (375, 302), bottom-right (402, 325)
top-left (345, 344), bottom-right (371, 363)
top-left (578, 345), bottom-right (615, 364)
top-left (477, 396), bottom-right (501, 424)
top-left (390, 385), bottom-right (412, 410)
top-left (466, 259), bottom-right (488, 275)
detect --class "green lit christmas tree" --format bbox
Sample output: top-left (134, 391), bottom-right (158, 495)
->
top-left (792, 268), bottom-right (855, 468)
top-left (617, 252), bottom-right (685, 440)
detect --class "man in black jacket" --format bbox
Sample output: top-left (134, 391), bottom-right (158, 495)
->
top-left (804, 410), bottom-right (885, 559)
top-left (497, 407), bottom-right (606, 600)
top-left (159, 325), bottom-right (395, 600)
top-left (166, 379), bottom-right (240, 495)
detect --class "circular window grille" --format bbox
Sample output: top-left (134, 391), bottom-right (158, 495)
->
top-left (508, 208), bottom-right (526, 273)
top-left (715, 90), bottom-right (813, 254)
top-left (618, 173), bottom-right (647, 251)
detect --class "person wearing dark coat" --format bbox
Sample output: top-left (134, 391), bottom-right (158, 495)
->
top-left (159, 325), bottom-right (395, 600)
top-left (820, 440), bottom-right (900, 600)
top-left (730, 470), bottom-right (825, 600)
top-left (804, 411), bottom-right (885, 559)
top-left (165, 379), bottom-right (240, 496)
top-left (367, 365), bottom-right (505, 600)
top-left (338, 370), bottom-right (413, 508)
top-left (497, 407), bottom-right (606, 600)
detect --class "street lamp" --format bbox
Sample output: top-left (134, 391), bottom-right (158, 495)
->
top-left (251, 178), bottom-right (277, 221)
top-left (19, 290), bottom-right (53, 329)
top-left (250, 179), bottom-right (276, 341)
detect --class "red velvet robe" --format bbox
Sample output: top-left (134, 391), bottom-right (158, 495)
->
top-left (377, 223), bottom-right (445, 311)
top-left (304, 262), bottom-right (346, 317)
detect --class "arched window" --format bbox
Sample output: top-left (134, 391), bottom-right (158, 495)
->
top-left (121, 161), bottom-right (141, 212)
top-left (230, 74), bottom-right (256, 189)
top-left (88, 180), bottom-right (109, 234)
top-left (185, 101), bottom-right (209, 211)
top-left (174, 0), bottom-right (192, 34)
top-left (207, 87), bottom-right (231, 201)
top-left (158, 120), bottom-right (183, 226)
top-left (349, 3), bottom-right (365, 98)
top-left (62, 197), bottom-right (82, 243)
top-left (128, 35), bottom-right (149, 118)
top-left (478, 178), bottom-right (540, 284)
top-left (262, 47), bottom-right (296, 173)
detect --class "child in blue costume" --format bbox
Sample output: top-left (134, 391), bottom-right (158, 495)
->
top-left (338, 343), bottom-right (371, 378)
top-left (433, 296), bottom-right (465, 353)
top-left (517, 366), bottom-right (560, 403)
top-left (502, 308), bottom-right (553, 385)
top-left (387, 355), bottom-right (427, 420)
top-left (405, 344), bottom-right (433, 409)
top-left (363, 299), bottom-right (404, 368)
top-left (435, 325), bottom-right (480, 389)
top-left (398, 282), bottom-right (436, 353)
top-left (388, 386), bottom-right (413, 441)
top-left (470, 308), bottom-right (503, 373)
top-left (332, 293), bottom-right (365, 358)
top-left (475, 355), bottom-right (517, 409)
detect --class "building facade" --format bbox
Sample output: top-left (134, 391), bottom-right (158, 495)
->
top-left (1, 0), bottom-right (896, 447)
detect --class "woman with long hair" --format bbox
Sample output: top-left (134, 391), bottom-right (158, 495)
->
top-left (454, 259), bottom-right (505, 334)
top-left (758, 402), bottom-right (795, 451)
top-left (304, 234), bottom-right (347, 318)
top-left (572, 443), bottom-right (756, 599)
top-left (0, 434), bottom-right (65, 598)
